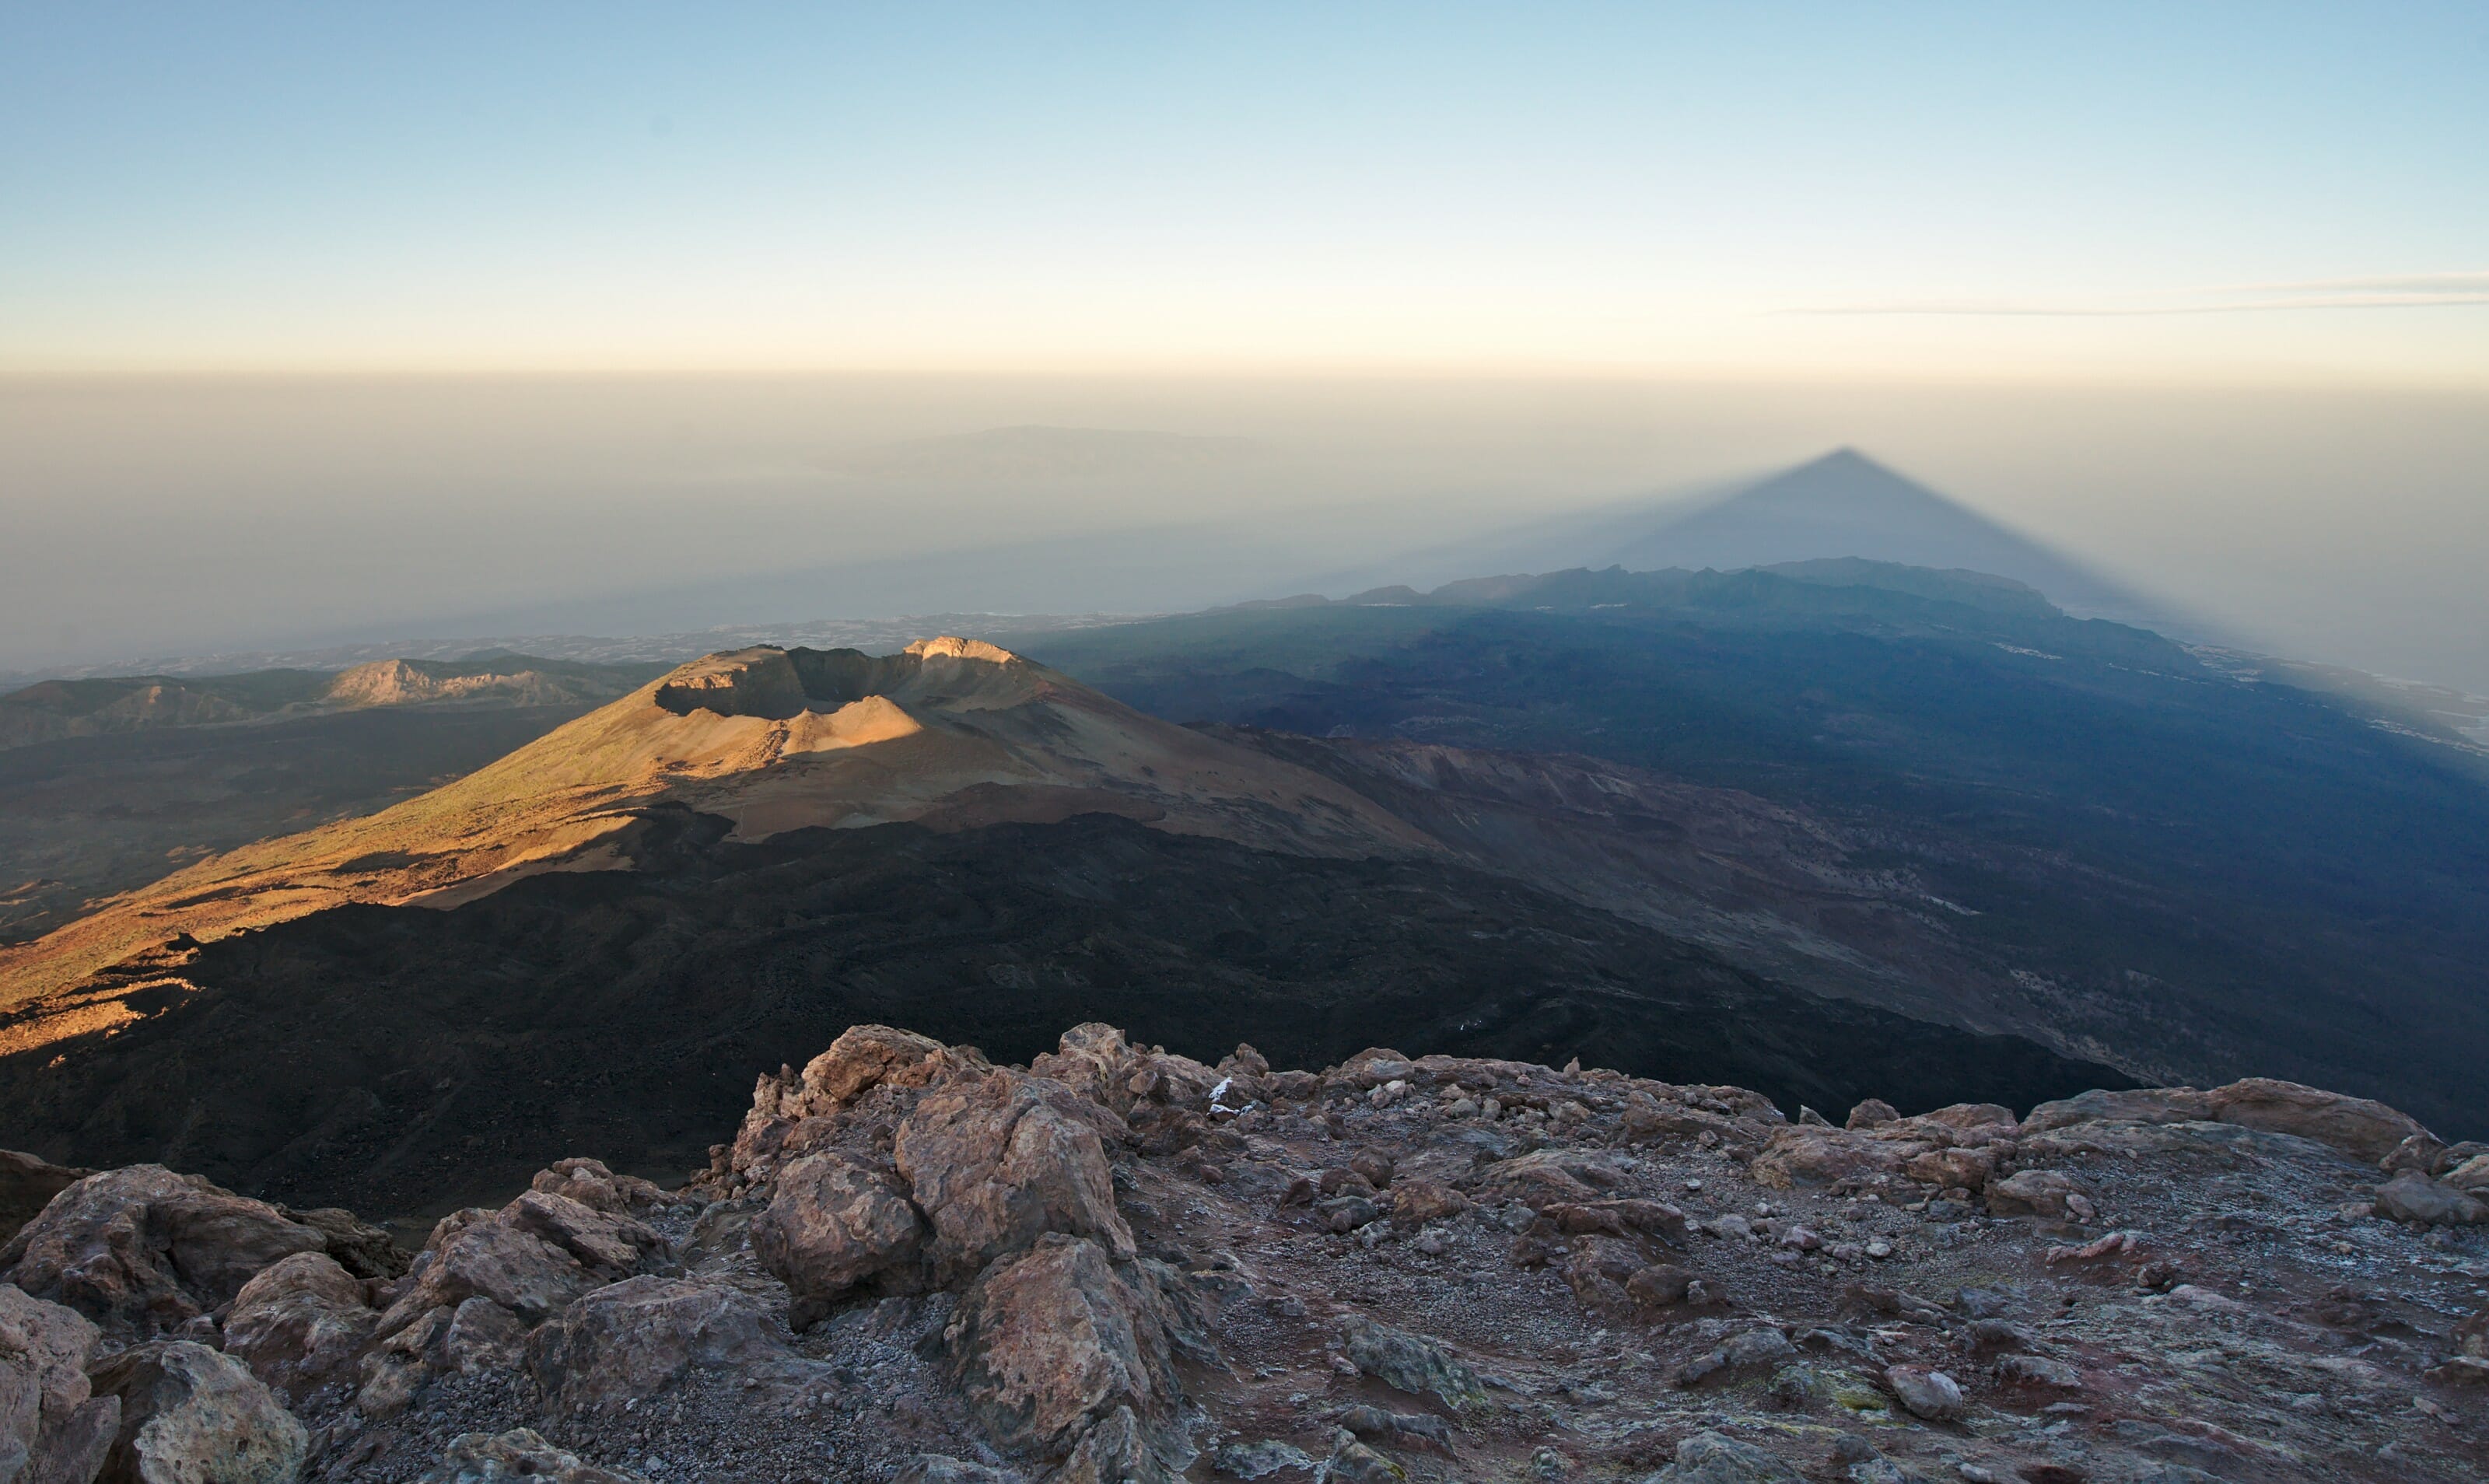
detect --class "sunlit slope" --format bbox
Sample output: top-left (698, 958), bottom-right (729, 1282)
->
top-left (0, 638), bottom-right (1433, 1031)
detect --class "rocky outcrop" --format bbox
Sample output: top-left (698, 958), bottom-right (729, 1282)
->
top-left (524, 1276), bottom-right (797, 1413)
top-left (8, 1026), bottom-right (2487, 1482)
top-left (0, 1167), bottom-right (330, 1340)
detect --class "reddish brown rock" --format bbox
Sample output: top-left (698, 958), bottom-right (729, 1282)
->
top-left (945, 1234), bottom-right (1181, 1456)
top-left (895, 1070), bottom-right (1135, 1281)
top-left (751, 1150), bottom-right (926, 1324)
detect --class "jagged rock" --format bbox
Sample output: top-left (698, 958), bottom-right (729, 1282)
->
top-left (753, 1150), bottom-right (926, 1325)
top-left (1844, 1100), bottom-right (1899, 1130)
top-left (892, 1454), bottom-right (1013, 1484)
top-left (896, 1070), bottom-right (1136, 1281)
top-left (2442, 1153), bottom-right (2489, 1193)
top-left (355, 1304), bottom-right (450, 1420)
top-left (527, 1159), bottom-right (669, 1219)
top-left (1321, 1430), bottom-right (1406, 1484)
top-left (0, 1153), bottom-right (89, 1249)
top-left (422, 1427), bottom-right (647, 1483)
top-left (1336, 1315), bottom-right (1483, 1412)
top-left (387, 1209), bottom-right (596, 1326)
top-left (88, 1341), bottom-right (307, 1484)
top-left (1917, 1103), bottom-right (2016, 1132)
top-left (1055, 1405), bottom-right (1178, 1484)
top-left (804, 1024), bottom-right (962, 1107)
top-left (271, 1207), bottom-right (407, 1282)
top-left (2372, 1170), bottom-right (2488, 1226)
top-left (1902, 1146), bottom-right (1995, 1192)
top-left (504, 1191), bottom-right (666, 1276)
top-left (1677, 1327), bottom-right (1796, 1386)
top-left (526, 1276), bottom-right (794, 1412)
top-left (2021, 1088), bottom-right (2219, 1133)
top-left (1, 1283), bottom-right (117, 1484)
top-left (1387, 1180), bottom-right (1466, 1224)
top-left (221, 1253), bottom-right (376, 1403)
top-left (2378, 1132), bottom-right (2449, 1176)
top-left (1626, 1263), bottom-right (1696, 1307)
top-left (1560, 1237), bottom-right (1644, 1306)
top-left (0, 1167), bottom-right (327, 1340)
top-left (1984, 1169), bottom-right (2084, 1220)
top-left (946, 1234), bottom-right (1185, 1456)
top-left (1750, 1129), bottom-right (1909, 1190)
top-left (439, 1297), bottom-right (529, 1376)
top-left (1997, 1354), bottom-right (2081, 1388)
top-left (1335, 1405), bottom-right (1452, 1449)
top-left (1478, 1151), bottom-right (1619, 1207)
top-left (1212, 1440), bottom-right (1316, 1479)
top-left (1320, 1196), bottom-right (1380, 1233)
top-left (1883, 1365), bottom-right (1966, 1422)
top-left (1647, 1430), bottom-right (1805, 1483)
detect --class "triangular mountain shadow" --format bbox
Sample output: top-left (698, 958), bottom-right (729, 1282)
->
top-left (1610, 449), bottom-right (2172, 629)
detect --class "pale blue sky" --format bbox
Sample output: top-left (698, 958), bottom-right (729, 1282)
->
top-left (4, 2), bottom-right (2484, 375)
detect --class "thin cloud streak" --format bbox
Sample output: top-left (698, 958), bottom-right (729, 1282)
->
top-left (1787, 271), bottom-right (2489, 318)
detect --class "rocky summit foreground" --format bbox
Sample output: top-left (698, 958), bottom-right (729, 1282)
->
top-left (4, 1027), bottom-right (2487, 1484)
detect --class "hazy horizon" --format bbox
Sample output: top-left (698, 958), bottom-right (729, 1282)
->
top-left (5, 6), bottom-right (2484, 687)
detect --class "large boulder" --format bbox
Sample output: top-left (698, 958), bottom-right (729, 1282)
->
top-left (945, 1234), bottom-right (1182, 1457)
top-left (527, 1160), bottom-right (669, 1220)
top-left (896, 1071), bottom-right (1136, 1281)
top-left (88, 1342), bottom-right (306, 1484)
top-left (386, 1203), bottom-right (606, 1328)
top-left (2021, 1089), bottom-right (2218, 1133)
top-left (1985, 1169), bottom-right (2086, 1220)
top-left (1337, 1315), bottom-right (1485, 1412)
top-left (2373, 1171), bottom-right (2489, 1227)
top-left (502, 1192), bottom-right (666, 1277)
top-left (1749, 1129), bottom-right (1912, 1191)
top-left (2206, 1079), bottom-right (2427, 1162)
top-left (525, 1276), bottom-right (796, 1412)
top-left (803, 1025), bottom-right (963, 1107)
top-left (1, 1283), bottom-right (118, 1484)
top-left (751, 1152), bottom-right (925, 1326)
top-left (0, 1168), bottom-right (326, 1340)
top-left (2023, 1080), bottom-right (2427, 1164)
top-left (222, 1254), bottom-right (378, 1405)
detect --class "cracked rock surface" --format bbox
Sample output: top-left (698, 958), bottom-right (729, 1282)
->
top-left (4, 1023), bottom-right (2487, 1481)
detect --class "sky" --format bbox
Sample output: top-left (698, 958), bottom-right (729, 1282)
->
top-left (4, 2), bottom-right (2484, 378)
top-left (1, 5), bottom-right (2484, 688)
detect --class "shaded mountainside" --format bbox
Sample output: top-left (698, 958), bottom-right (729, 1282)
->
top-left (0, 812), bottom-right (2123, 1220)
top-left (0, 638), bottom-right (1427, 1031)
top-left (1013, 571), bottom-right (2489, 1136)
top-left (3, 1022), bottom-right (2484, 1483)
